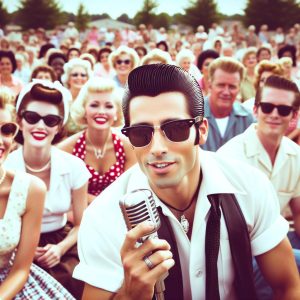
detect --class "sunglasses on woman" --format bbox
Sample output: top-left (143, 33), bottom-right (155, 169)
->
top-left (116, 59), bottom-right (131, 65)
top-left (21, 111), bottom-right (62, 127)
top-left (121, 116), bottom-right (202, 147)
top-left (70, 72), bottom-right (87, 78)
top-left (259, 102), bottom-right (294, 117)
top-left (0, 122), bottom-right (19, 138)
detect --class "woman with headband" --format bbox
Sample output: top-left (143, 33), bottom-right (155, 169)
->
top-left (4, 80), bottom-right (90, 299)
top-left (0, 93), bottom-right (74, 299)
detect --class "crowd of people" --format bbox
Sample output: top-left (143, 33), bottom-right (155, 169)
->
top-left (0, 19), bottom-right (300, 299)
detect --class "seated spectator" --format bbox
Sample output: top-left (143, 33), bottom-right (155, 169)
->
top-left (46, 50), bottom-right (67, 82)
top-left (176, 48), bottom-right (201, 81)
top-left (109, 46), bottom-right (140, 88)
top-left (80, 53), bottom-right (96, 71)
top-left (4, 80), bottom-right (90, 299)
top-left (14, 53), bottom-right (31, 84)
top-left (58, 77), bottom-right (136, 203)
top-left (141, 48), bottom-right (172, 65)
top-left (0, 50), bottom-right (24, 98)
top-left (197, 49), bottom-right (219, 96)
top-left (242, 60), bottom-right (284, 112)
top-left (31, 64), bottom-right (57, 82)
top-left (0, 91), bottom-right (74, 299)
top-left (202, 57), bottom-right (254, 151)
top-left (66, 47), bottom-right (81, 61)
top-left (257, 46), bottom-right (272, 62)
top-left (240, 47), bottom-right (258, 102)
top-left (94, 47), bottom-right (115, 78)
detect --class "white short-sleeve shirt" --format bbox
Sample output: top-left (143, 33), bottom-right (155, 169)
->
top-left (73, 150), bottom-right (288, 300)
top-left (4, 146), bottom-right (91, 232)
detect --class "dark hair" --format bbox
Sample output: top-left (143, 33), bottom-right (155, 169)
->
top-left (66, 47), bottom-right (81, 61)
top-left (38, 43), bottom-right (55, 59)
top-left (135, 46), bottom-right (148, 57)
top-left (278, 44), bottom-right (297, 67)
top-left (197, 49), bottom-right (219, 71)
top-left (255, 75), bottom-right (300, 109)
top-left (97, 47), bottom-right (112, 62)
top-left (122, 64), bottom-right (204, 144)
top-left (256, 46), bottom-right (271, 60)
top-left (30, 64), bottom-right (57, 82)
top-left (15, 83), bottom-right (65, 144)
top-left (0, 50), bottom-right (17, 73)
top-left (156, 41), bottom-right (169, 52)
top-left (48, 52), bottom-right (67, 66)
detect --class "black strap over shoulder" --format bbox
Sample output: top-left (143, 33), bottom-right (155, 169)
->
top-left (210, 193), bottom-right (258, 300)
top-left (155, 194), bottom-right (257, 300)
top-left (157, 207), bottom-right (184, 300)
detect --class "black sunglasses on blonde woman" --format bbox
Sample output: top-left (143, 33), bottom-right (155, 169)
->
top-left (0, 122), bottom-right (19, 138)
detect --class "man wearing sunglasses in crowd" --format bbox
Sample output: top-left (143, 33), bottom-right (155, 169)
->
top-left (218, 75), bottom-right (300, 299)
top-left (73, 64), bottom-right (300, 300)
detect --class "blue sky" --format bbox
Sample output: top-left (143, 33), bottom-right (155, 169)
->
top-left (3, 0), bottom-right (247, 18)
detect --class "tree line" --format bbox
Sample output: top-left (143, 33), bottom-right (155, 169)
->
top-left (0, 0), bottom-right (300, 32)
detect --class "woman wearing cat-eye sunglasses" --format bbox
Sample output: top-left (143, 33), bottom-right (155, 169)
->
top-left (0, 93), bottom-right (75, 299)
top-left (4, 80), bottom-right (90, 299)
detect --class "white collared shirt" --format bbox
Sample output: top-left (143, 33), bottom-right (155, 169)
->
top-left (73, 150), bottom-right (288, 300)
top-left (4, 146), bottom-right (91, 232)
top-left (218, 123), bottom-right (300, 214)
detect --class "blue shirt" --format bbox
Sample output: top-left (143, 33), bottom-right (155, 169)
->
top-left (202, 97), bottom-right (254, 151)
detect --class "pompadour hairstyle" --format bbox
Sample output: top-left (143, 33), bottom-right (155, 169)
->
top-left (122, 64), bottom-right (204, 128)
top-left (255, 75), bottom-right (300, 109)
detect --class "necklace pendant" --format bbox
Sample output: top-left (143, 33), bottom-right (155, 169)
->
top-left (94, 148), bottom-right (104, 159)
top-left (180, 214), bottom-right (189, 234)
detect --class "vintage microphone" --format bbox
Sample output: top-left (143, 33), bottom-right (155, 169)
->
top-left (119, 189), bottom-right (167, 300)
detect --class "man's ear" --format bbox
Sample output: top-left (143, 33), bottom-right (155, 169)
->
top-left (253, 105), bottom-right (258, 119)
top-left (198, 118), bottom-right (209, 146)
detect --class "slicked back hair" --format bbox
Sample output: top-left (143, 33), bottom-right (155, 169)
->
top-left (122, 64), bottom-right (204, 128)
top-left (255, 75), bottom-right (300, 109)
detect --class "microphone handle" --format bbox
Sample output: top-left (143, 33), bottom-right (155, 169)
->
top-left (154, 271), bottom-right (169, 300)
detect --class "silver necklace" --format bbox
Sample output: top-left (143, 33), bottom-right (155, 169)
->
top-left (86, 133), bottom-right (108, 160)
top-left (0, 169), bottom-right (7, 186)
top-left (159, 172), bottom-right (202, 234)
top-left (25, 160), bottom-right (51, 173)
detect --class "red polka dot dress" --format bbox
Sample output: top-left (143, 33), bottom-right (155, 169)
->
top-left (73, 131), bottom-right (126, 196)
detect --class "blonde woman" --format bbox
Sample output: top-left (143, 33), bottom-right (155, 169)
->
top-left (141, 48), bottom-right (172, 65)
top-left (4, 80), bottom-right (90, 299)
top-left (109, 45), bottom-right (140, 88)
top-left (240, 47), bottom-right (258, 101)
top-left (61, 58), bottom-right (92, 101)
top-left (0, 91), bottom-right (74, 299)
top-left (58, 77), bottom-right (136, 203)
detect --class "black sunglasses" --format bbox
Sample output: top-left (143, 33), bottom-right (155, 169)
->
top-left (71, 72), bottom-right (87, 78)
top-left (116, 59), bottom-right (131, 65)
top-left (121, 116), bottom-right (202, 147)
top-left (21, 111), bottom-right (62, 127)
top-left (259, 102), bottom-right (294, 117)
top-left (0, 122), bottom-right (19, 138)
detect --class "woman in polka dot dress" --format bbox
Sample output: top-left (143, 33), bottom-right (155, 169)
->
top-left (58, 77), bottom-right (136, 203)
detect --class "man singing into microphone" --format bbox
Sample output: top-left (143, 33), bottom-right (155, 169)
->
top-left (73, 64), bottom-right (300, 299)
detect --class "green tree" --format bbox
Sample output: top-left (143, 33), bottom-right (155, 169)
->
top-left (182, 0), bottom-right (219, 31)
top-left (117, 13), bottom-right (132, 24)
top-left (244, 0), bottom-right (300, 31)
top-left (16, 0), bottom-right (63, 30)
top-left (75, 3), bottom-right (90, 32)
top-left (133, 0), bottom-right (158, 26)
top-left (0, 1), bottom-right (10, 28)
top-left (153, 13), bottom-right (171, 29)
